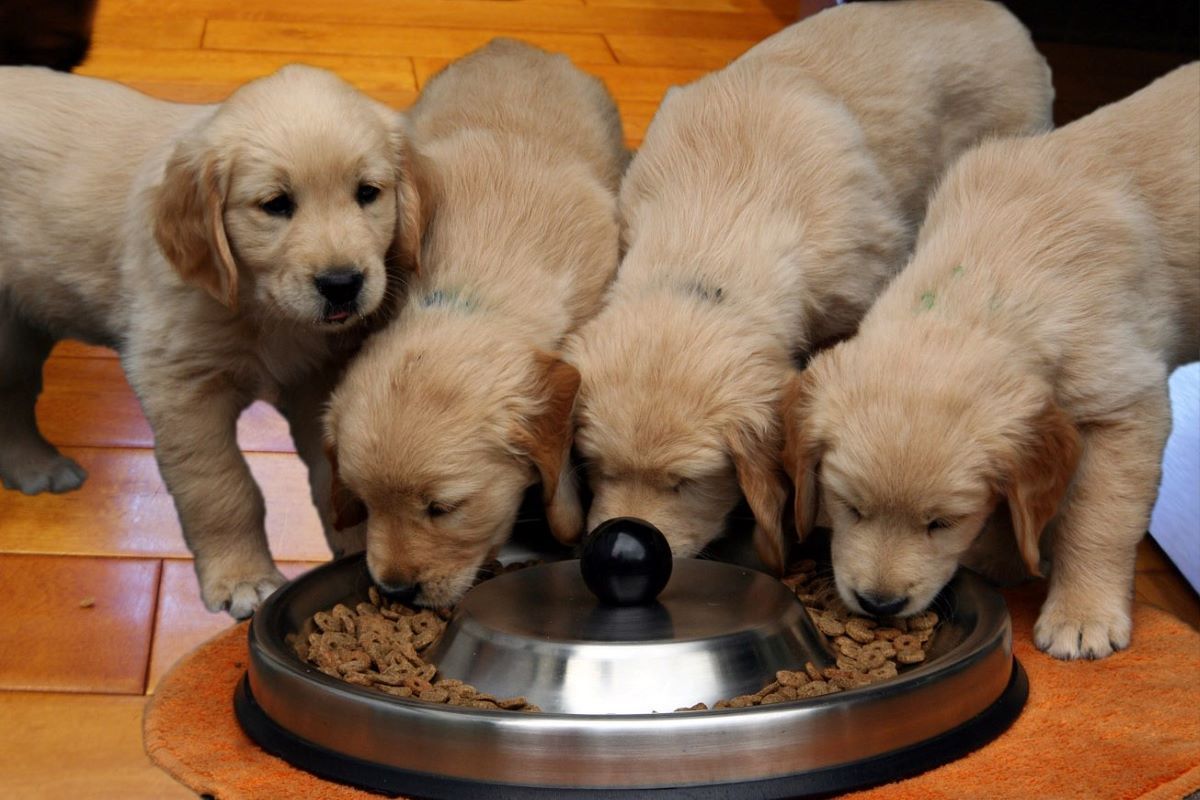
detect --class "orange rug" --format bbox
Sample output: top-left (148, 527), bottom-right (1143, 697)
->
top-left (144, 583), bottom-right (1200, 800)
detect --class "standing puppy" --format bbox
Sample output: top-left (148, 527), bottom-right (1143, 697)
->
top-left (324, 39), bottom-right (626, 607)
top-left (782, 64), bottom-right (1200, 659)
top-left (564, 0), bottom-right (1053, 570)
top-left (0, 66), bottom-right (419, 617)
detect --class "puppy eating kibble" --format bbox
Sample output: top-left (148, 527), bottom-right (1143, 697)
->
top-left (563, 0), bottom-right (1053, 571)
top-left (324, 39), bottom-right (626, 607)
top-left (0, 65), bottom-right (419, 617)
top-left (782, 63), bottom-right (1200, 659)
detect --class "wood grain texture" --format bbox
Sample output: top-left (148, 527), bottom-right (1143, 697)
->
top-left (606, 32), bottom-right (755, 68)
top-left (0, 555), bottom-right (160, 694)
top-left (0, 692), bottom-right (194, 799)
top-left (204, 19), bottom-right (617, 65)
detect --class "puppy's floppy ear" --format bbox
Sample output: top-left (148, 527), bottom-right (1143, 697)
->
top-left (513, 351), bottom-right (584, 545)
top-left (1002, 401), bottom-right (1081, 577)
top-left (154, 135), bottom-right (239, 309)
top-left (324, 439), bottom-right (368, 532)
top-left (780, 370), bottom-right (822, 542)
top-left (388, 115), bottom-right (430, 277)
top-left (726, 419), bottom-right (790, 577)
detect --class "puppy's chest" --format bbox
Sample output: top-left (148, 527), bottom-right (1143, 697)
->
top-left (247, 328), bottom-right (340, 399)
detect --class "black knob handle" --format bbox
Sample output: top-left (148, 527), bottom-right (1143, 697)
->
top-left (580, 517), bottom-right (673, 606)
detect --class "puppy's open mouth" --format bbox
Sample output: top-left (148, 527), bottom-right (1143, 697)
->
top-left (324, 309), bottom-right (353, 324)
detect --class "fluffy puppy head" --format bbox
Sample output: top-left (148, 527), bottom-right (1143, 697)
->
top-left (154, 65), bottom-right (422, 327)
top-left (324, 327), bottom-right (580, 607)
top-left (565, 295), bottom-right (791, 573)
top-left (781, 330), bottom-right (1080, 617)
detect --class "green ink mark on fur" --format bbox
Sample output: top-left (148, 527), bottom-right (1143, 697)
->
top-left (919, 291), bottom-right (936, 311)
top-left (952, 265), bottom-right (965, 277)
top-left (989, 294), bottom-right (1003, 312)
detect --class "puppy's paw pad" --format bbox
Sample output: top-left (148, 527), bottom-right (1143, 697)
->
top-left (201, 569), bottom-right (287, 619)
top-left (1034, 605), bottom-right (1132, 660)
top-left (0, 455), bottom-right (88, 495)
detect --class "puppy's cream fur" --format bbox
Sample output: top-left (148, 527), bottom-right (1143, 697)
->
top-left (565, 0), bottom-right (1052, 569)
top-left (325, 39), bottom-right (626, 607)
top-left (0, 65), bottom-right (418, 617)
top-left (784, 63), bottom-right (1200, 659)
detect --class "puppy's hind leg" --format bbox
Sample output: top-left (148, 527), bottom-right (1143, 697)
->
top-left (0, 300), bottom-right (87, 494)
top-left (1034, 385), bottom-right (1173, 660)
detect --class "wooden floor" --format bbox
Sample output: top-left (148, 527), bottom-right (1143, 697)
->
top-left (0, 2), bottom-right (1197, 797)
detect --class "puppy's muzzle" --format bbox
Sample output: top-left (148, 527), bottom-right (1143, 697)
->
top-left (314, 267), bottom-right (364, 322)
top-left (854, 591), bottom-right (908, 617)
top-left (377, 578), bottom-right (420, 604)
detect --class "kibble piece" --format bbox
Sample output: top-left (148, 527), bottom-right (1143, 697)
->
top-left (797, 680), bottom-right (837, 698)
top-left (776, 670), bottom-right (809, 687)
top-left (893, 634), bottom-right (920, 651)
top-left (874, 626), bottom-right (902, 641)
top-left (896, 648), bottom-right (926, 665)
top-left (419, 688), bottom-right (451, 703)
top-left (910, 610), bottom-right (939, 630)
top-left (816, 615), bottom-right (846, 637)
top-left (805, 661), bottom-right (823, 682)
top-left (845, 617), bottom-right (878, 643)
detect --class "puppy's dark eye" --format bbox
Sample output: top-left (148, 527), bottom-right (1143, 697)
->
top-left (427, 502), bottom-right (454, 518)
top-left (847, 505), bottom-right (862, 521)
top-left (356, 184), bottom-right (381, 206)
top-left (260, 193), bottom-right (295, 218)
top-left (927, 518), bottom-right (953, 532)
top-left (669, 478), bottom-right (690, 494)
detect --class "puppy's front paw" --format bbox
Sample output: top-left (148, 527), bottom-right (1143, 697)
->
top-left (1034, 599), bottom-right (1132, 660)
top-left (199, 565), bottom-right (287, 619)
top-left (0, 451), bottom-right (87, 495)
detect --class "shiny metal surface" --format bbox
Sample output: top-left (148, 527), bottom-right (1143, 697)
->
top-left (246, 549), bottom-right (1017, 790)
top-left (428, 560), bottom-right (833, 713)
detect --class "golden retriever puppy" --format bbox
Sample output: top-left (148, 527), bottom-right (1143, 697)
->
top-left (782, 63), bottom-right (1200, 659)
top-left (0, 65), bottom-right (419, 617)
top-left (324, 39), bottom-right (625, 607)
top-left (563, 0), bottom-right (1053, 571)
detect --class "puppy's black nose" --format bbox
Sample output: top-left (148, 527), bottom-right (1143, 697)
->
top-left (314, 269), bottom-right (364, 306)
top-left (854, 591), bottom-right (908, 617)
top-left (377, 579), bottom-right (420, 605)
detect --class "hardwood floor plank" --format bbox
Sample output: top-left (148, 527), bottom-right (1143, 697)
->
top-left (91, 15), bottom-right (206, 50)
top-left (204, 19), bottom-right (617, 66)
top-left (103, 0), bottom-right (784, 40)
top-left (37, 356), bottom-right (296, 453)
top-left (0, 448), bottom-right (330, 561)
top-left (0, 692), bottom-right (194, 799)
top-left (606, 33), bottom-right (755, 69)
top-left (147, 560), bottom-right (320, 692)
top-left (51, 342), bottom-right (119, 360)
top-left (78, 47), bottom-right (418, 95)
top-left (0, 556), bottom-right (159, 694)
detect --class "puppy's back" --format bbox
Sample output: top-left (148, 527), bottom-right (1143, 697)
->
top-left (739, 0), bottom-right (1052, 224)
top-left (409, 38), bottom-right (626, 190)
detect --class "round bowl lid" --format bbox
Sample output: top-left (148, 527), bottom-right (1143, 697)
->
top-left (426, 558), bottom-right (833, 713)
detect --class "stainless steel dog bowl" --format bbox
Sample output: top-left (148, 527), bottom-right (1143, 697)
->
top-left (236, 535), bottom-right (1026, 798)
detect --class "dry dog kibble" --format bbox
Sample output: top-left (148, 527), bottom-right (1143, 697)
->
top-left (710, 560), bottom-right (944, 710)
top-left (293, 561), bottom-right (542, 713)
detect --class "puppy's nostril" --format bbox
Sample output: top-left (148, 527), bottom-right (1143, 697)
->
top-left (377, 579), bottom-right (420, 604)
top-left (314, 269), bottom-right (364, 306)
top-left (854, 591), bottom-right (908, 617)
